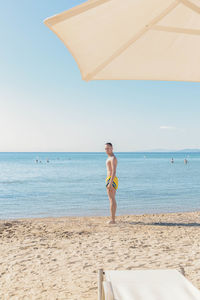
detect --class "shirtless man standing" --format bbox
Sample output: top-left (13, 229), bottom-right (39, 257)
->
top-left (105, 142), bottom-right (118, 224)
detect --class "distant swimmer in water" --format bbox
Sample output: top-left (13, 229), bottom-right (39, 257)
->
top-left (184, 158), bottom-right (188, 164)
top-left (171, 158), bottom-right (174, 163)
top-left (46, 158), bottom-right (49, 163)
top-left (35, 159), bottom-right (38, 163)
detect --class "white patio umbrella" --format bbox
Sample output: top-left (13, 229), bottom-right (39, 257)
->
top-left (44, 0), bottom-right (200, 82)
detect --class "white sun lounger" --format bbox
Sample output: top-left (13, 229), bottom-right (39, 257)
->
top-left (98, 268), bottom-right (200, 300)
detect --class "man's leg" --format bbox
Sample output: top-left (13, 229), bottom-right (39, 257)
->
top-left (107, 187), bottom-right (117, 223)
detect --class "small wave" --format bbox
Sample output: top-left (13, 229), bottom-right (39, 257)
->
top-left (0, 180), bottom-right (24, 184)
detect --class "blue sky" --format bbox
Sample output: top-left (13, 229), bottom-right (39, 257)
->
top-left (0, 0), bottom-right (200, 152)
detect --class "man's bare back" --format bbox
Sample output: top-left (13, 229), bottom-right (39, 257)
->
top-left (106, 155), bottom-right (117, 177)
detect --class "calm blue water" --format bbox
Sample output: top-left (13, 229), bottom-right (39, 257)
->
top-left (0, 152), bottom-right (200, 219)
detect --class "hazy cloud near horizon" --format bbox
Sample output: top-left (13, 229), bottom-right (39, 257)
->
top-left (160, 126), bottom-right (177, 130)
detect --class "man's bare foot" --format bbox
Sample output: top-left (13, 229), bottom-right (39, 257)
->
top-left (107, 220), bottom-right (116, 224)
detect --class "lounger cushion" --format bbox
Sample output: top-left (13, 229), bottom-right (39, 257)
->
top-left (104, 269), bottom-right (200, 300)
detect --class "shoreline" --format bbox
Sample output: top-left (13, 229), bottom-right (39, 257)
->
top-left (1, 211), bottom-right (200, 299)
top-left (1, 209), bottom-right (200, 222)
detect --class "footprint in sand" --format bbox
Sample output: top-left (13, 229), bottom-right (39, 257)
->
top-left (107, 258), bottom-right (114, 263)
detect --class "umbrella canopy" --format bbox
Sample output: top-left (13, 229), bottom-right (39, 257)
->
top-left (44, 0), bottom-right (200, 82)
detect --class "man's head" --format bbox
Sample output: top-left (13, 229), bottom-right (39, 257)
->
top-left (105, 142), bottom-right (113, 155)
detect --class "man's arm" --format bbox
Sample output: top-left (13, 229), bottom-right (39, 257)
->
top-left (108, 157), bottom-right (117, 190)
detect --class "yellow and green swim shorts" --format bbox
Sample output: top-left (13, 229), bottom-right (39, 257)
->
top-left (106, 176), bottom-right (118, 190)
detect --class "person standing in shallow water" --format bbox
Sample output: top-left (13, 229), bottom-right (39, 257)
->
top-left (105, 143), bottom-right (118, 224)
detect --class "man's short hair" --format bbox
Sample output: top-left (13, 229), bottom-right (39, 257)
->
top-left (105, 142), bottom-right (112, 147)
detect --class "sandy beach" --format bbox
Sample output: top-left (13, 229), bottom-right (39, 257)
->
top-left (1, 211), bottom-right (200, 299)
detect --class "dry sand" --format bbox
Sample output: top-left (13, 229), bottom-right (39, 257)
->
top-left (1, 211), bottom-right (200, 299)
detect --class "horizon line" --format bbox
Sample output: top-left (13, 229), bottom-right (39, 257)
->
top-left (0, 149), bottom-right (200, 153)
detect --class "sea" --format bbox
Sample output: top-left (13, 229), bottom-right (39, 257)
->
top-left (0, 152), bottom-right (200, 220)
